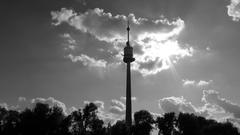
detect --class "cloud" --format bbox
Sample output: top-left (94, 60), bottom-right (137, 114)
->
top-left (133, 40), bottom-right (193, 76)
top-left (227, 118), bottom-right (240, 129)
top-left (68, 106), bottom-right (78, 113)
top-left (182, 79), bottom-right (212, 88)
top-left (227, 0), bottom-right (240, 21)
top-left (84, 100), bottom-right (123, 124)
top-left (93, 100), bottom-right (105, 110)
top-left (197, 80), bottom-right (212, 87)
top-left (51, 8), bottom-right (194, 76)
top-left (109, 99), bottom-right (126, 115)
top-left (31, 97), bottom-right (68, 115)
top-left (150, 112), bottom-right (162, 119)
top-left (51, 8), bottom-right (183, 43)
top-left (109, 106), bottom-right (125, 115)
top-left (51, 8), bottom-right (77, 26)
top-left (61, 33), bottom-right (77, 50)
top-left (159, 96), bottom-right (207, 117)
top-left (84, 100), bottom-right (104, 110)
top-left (0, 103), bottom-right (8, 110)
top-left (18, 96), bottom-right (26, 102)
top-left (182, 79), bottom-right (196, 86)
top-left (7, 97), bottom-right (68, 115)
top-left (201, 103), bottom-right (232, 121)
top-left (98, 112), bottom-right (121, 124)
top-left (3, 98), bottom-right (122, 124)
top-left (67, 54), bottom-right (107, 68)
top-left (120, 96), bottom-right (137, 101)
top-left (158, 89), bottom-right (240, 124)
top-left (202, 90), bottom-right (240, 118)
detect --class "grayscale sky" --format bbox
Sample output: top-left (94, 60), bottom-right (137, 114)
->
top-left (1, 0), bottom-right (240, 125)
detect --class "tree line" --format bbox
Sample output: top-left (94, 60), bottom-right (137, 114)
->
top-left (0, 102), bottom-right (239, 135)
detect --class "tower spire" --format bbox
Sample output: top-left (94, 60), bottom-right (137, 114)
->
top-left (127, 19), bottom-right (130, 46)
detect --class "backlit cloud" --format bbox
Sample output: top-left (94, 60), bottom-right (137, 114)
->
top-left (227, 0), bottom-right (240, 21)
top-left (51, 8), bottom-right (194, 76)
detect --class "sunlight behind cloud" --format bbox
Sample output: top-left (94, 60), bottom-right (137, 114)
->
top-left (51, 8), bottom-right (194, 76)
top-left (133, 32), bottom-right (193, 75)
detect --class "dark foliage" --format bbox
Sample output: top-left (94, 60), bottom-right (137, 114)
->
top-left (156, 112), bottom-right (240, 135)
top-left (0, 103), bottom-right (240, 135)
top-left (111, 120), bottom-right (128, 135)
top-left (133, 110), bottom-right (154, 135)
top-left (156, 112), bottom-right (177, 135)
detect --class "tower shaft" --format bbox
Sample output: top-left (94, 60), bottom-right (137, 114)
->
top-left (126, 62), bottom-right (132, 128)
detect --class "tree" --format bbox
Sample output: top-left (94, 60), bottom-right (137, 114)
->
top-left (48, 105), bottom-right (66, 135)
top-left (70, 102), bottom-right (105, 135)
top-left (111, 120), bottom-right (128, 135)
top-left (19, 108), bottom-right (35, 135)
top-left (133, 110), bottom-right (154, 135)
top-left (0, 107), bottom-right (8, 134)
top-left (177, 113), bottom-right (201, 135)
top-left (90, 118), bottom-right (106, 135)
top-left (1, 110), bottom-right (20, 135)
top-left (58, 114), bottom-right (72, 135)
top-left (2, 101), bottom-right (240, 135)
top-left (156, 112), bottom-right (177, 135)
top-left (19, 103), bottom-right (66, 135)
top-left (71, 109), bottom-right (84, 135)
top-left (83, 103), bottom-right (105, 135)
top-left (33, 103), bottom-right (52, 135)
top-left (203, 122), bottom-right (240, 135)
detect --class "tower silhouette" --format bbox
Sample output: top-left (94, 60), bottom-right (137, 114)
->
top-left (123, 20), bottom-right (135, 131)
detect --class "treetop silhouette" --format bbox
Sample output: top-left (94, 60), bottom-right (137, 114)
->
top-left (0, 102), bottom-right (239, 135)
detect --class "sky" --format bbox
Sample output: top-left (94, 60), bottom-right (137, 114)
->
top-left (1, 0), bottom-right (240, 126)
